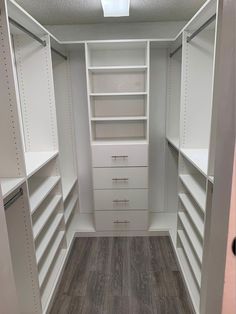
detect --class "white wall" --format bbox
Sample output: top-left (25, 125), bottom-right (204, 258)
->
top-left (69, 47), bottom-right (94, 213)
top-left (46, 21), bottom-right (186, 41)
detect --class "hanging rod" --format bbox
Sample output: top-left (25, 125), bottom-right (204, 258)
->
top-left (51, 47), bottom-right (68, 60)
top-left (169, 44), bottom-right (182, 58)
top-left (4, 188), bottom-right (23, 210)
top-left (187, 14), bottom-right (216, 43)
top-left (9, 17), bottom-right (46, 47)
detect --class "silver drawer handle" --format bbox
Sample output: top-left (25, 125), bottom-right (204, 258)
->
top-left (113, 220), bottom-right (130, 224)
top-left (111, 155), bottom-right (128, 160)
top-left (112, 199), bottom-right (129, 203)
top-left (112, 178), bottom-right (129, 181)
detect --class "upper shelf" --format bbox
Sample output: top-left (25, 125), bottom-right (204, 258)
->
top-left (90, 92), bottom-right (148, 97)
top-left (0, 177), bottom-right (25, 199)
top-left (25, 151), bottom-right (58, 178)
top-left (180, 149), bottom-right (208, 177)
top-left (91, 116), bottom-right (148, 122)
top-left (88, 66), bottom-right (147, 73)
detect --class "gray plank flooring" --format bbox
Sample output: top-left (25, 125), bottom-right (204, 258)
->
top-left (50, 237), bottom-right (194, 314)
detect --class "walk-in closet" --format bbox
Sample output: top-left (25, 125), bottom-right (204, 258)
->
top-left (0, 0), bottom-right (235, 313)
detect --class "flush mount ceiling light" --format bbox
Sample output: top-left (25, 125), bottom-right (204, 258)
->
top-left (101, 0), bottom-right (130, 17)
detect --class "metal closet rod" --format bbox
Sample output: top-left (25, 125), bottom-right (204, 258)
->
top-left (4, 188), bottom-right (23, 210)
top-left (9, 17), bottom-right (68, 60)
top-left (170, 13), bottom-right (216, 58)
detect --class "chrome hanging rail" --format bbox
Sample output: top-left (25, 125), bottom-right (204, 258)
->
top-left (169, 44), bottom-right (182, 58)
top-left (51, 47), bottom-right (68, 60)
top-left (187, 14), bottom-right (216, 43)
top-left (9, 17), bottom-right (46, 46)
top-left (4, 188), bottom-right (23, 210)
top-left (9, 17), bottom-right (68, 60)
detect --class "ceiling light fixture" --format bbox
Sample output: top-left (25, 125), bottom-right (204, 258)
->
top-left (101, 0), bottom-right (130, 17)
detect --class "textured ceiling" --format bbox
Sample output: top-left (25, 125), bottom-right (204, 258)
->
top-left (15, 0), bottom-right (207, 25)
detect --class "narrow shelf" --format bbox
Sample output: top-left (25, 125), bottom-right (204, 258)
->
top-left (65, 195), bottom-right (78, 225)
top-left (91, 139), bottom-right (148, 146)
top-left (166, 137), bottom-right (179, 151)
top-left (208, 176), bottom-right (214, 183)
top-left (36, 213), bottom-right (63, 265)
top-left (181, 149), bottom-right (208, 177)
top-left (91, 116), bottom-right (148, 121)
top-left (29, 176), bottom-right (60, 214)
top-left (179, 174), bottom-right (206, 211)
top-left (179, 193), bottom-right (204, 238)
top-left (88, 65), bottom-right (147, 73)
top-left (90, 92), bottom-right (148, 97)
top-left (178, 212), bottom-right (203, 263)
top-left (25, 151), bottom-right (58, 178)
top-left (0, 177), bottom-right (25, 199)
top-left (178, 230), bottom-right (201, 287)
top-left (62, 177), bottom-right (77, 201)
top-left (33, 195), bottom-right (62, 240)
top-left (38, 230), bottom-right (64, 288)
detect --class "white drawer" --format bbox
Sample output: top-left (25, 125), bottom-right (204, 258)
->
top-left (95, 211), bottom-right (148, 231)
top-left (92, 143), bottom-right (148, 167)
top-left (93, 167), bottom-right (148, 189)
top-left (94, 189), bottom-right (148, 210)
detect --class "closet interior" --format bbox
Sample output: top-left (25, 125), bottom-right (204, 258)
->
top-left (0, 0), bottom-right (221, 313)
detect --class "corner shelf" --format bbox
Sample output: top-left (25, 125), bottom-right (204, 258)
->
top-left (179, 174), bottom-right (206, 211)
top-left (0, 177), bottom-right (25, 199)
top-left (178, 212), bottom-right (203, 263)
top-left (180, 148), bottom-right (208, 176)
top-left (25, 151), bottom-right (58, 178)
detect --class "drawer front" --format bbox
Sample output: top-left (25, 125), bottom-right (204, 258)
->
top-left (95, 211), bottom-right (148, 231)
top-left (92, 144), bottom-right (148, 167)
top-left (94, 189), bottom-right (148, 211)
top-left (93, 167), bottom-right (148, 189)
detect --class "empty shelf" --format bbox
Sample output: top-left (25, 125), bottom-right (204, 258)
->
top-left (179, 193), bottom-right (204, 238)
top-left (62, 177), bottom-right (77, 201)
top-left (25, 151), bottom-right (58, 177)
top-left (88, 66), bottom-right (147, 73)
top-left (65, 195), bottom-right (78, 224)
top-left (0, 177), bottom-right (25, 199)
top-left (179, 174), bottom-right (206, 211)
top-left (33, 195), bottom-right (62, 240)
top-left (181, 149), bottom-right (208, 176)
top-left (91, 116), bottom-right (147, 121)
top-left (208, 176), bottom-right (214, 183)
top-left (36, 213), bottom-right (63, 265)
top-left (178, 212), bottom-right (203, 263)
top-left (178, 230), bottom-right (201, 287)
top-left (166, 137), bottom-right (179, 151)
top-left (29, 176), bottom-right (60, 214)
top-left (90, 92), bottom-right (147, 97)
top-left (38, 230), bottom-right (64, 288)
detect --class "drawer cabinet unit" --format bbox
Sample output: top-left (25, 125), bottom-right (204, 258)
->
top-left (85, 41), bottom-right (150, 231)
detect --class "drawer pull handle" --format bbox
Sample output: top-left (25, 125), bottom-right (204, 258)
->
top-left (112, 178), bottom-right (129, 181)
top-left (112, 155), bottom-right (128, 160)
top-left (113, 220), bottom-right (130, 224)
top-left (113, 199), bottom-right (129, 203)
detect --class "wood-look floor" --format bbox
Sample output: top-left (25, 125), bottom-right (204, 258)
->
top-left (50, 237), bottom-right (194, 314)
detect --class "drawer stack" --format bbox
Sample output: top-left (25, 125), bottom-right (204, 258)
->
top-left (85, 41), bottom-right (150, 231)
top-left (92, 144), bottom-right (149, 231)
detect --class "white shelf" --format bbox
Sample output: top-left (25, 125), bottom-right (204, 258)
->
top-left (25, 151), bottom-right (58, 178)
top-left (33, 195), bottom-right (62, 240)
top-left (176, 247), bottom-right (200, 313)
top-left (75, 213), bottom-right (95, 232)
top-left (29, 176), bottom-right (60, 214)
top-left (208, 176), bottom-right (214, 183)
top-left (62, 177), bottom-right (77, 201)
top-left (178, 230), bottom-right (201, 287)
top-left (38, 230), bottom-right (64, 288)
top-left (65, 195), bottom-right (78, 225)
top-left (0, 177), bottom-right (25, 199)
top-left (179, 174), bottom-right (206, 211)
top-left (36, 213), bottom-right (63, 265)
top-left (178, 212), bottom-right (203, 263)
top-left (181, 148), bottom-right (208, 176)
top-left (88, 66), bottom-right (147, 73)
top-left (90, 92), bottom-right (148, 97)
top-left (166, 137), bottom-right (179, 151)
top-left (91, 116), bottom-right (147, 121)
top-left (179, 193), bottom-right (204, 238)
